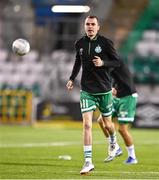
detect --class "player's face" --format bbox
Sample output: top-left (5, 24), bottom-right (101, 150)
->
top-left (84, 17), bottom-right (100, 39)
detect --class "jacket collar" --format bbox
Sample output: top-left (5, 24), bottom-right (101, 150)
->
top-left (84, 34), bottom-right (99, 41)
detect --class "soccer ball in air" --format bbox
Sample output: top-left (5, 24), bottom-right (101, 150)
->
top-left (12, 38), bottom-right (30, 56)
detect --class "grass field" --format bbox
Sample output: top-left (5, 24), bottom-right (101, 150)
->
top-left (0, 121), bottom-right (159, 179)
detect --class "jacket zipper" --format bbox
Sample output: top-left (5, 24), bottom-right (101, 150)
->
top-left (88, 41), bottom-right (91, 56)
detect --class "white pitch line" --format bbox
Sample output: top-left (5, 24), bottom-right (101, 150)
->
top-left (0, 141), bottom-right (104, 148)
top-left (0, 140), bottom-right (159, 148)
top-left (68, 170), bottom-right (159, 175)
top-left (0, 141), bottom-right (80, 148)
top-left (92, 171), bottom-right (159, 174)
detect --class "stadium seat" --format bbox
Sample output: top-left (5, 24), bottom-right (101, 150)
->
top-left (0, 49), bottom-right (8, 62)
top-left (143, 30), bottom-right (158, 41)
top-left (22, 50), bottom-right (39, 62)
top-left (151, 43), bottom-right (159, 57)
top-left (135, 41), bottom-right (150, 57)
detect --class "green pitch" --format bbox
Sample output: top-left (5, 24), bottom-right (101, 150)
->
top-left (0, 122), bottom-right (159, 179)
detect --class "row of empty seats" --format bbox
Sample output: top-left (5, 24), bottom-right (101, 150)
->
top-left (1, 46), bottom-right (158, 96)
top-left (135, 30), bottom-right (159, 57)
top-left (132, 56), bottom-right (159, 84)
top-left (0, 49), bottom-right (39, 62)
top-left (133, 12), bottom-right (159, 84)
top-left (0, 50), bottom-right (79, 99)
top-left (143, 30), bottom-right (159, 41)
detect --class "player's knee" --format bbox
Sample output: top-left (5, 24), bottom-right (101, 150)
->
top-left (83, 123), bottom-right (92, 130)
top-left (105, 123), bottom-right (113, 131)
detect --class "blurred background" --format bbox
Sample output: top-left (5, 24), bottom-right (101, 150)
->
top-left (0, 0), bottom-right (159, 128)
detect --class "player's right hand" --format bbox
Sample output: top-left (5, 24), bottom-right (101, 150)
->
top-left (66, 80), bottom-right (74, 91)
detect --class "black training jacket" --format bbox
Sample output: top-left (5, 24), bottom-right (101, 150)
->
top-left (69, 34), bottom-right (120, 93)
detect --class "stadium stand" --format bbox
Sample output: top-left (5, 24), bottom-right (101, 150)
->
top-left (120, 0), bottom-right (159, 56)
top-left (120, 0), bottom-right (159, 84)
top-left (100, 0), bottom-right (149, 48)
top-left (0, 0), bottom-right (159, 125)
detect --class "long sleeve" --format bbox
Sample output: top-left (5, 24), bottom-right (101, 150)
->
top-left (69, 44), bottom-right (81, 81)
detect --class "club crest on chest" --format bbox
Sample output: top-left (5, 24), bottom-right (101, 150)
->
top-left (95, 45), bottom-right (102, 53)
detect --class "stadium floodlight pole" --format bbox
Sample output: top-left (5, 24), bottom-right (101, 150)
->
top-left (51, 5), bottom-right (90, 13)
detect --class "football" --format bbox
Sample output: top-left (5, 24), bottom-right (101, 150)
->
top-left (12, 38), bottom-right (30, 56)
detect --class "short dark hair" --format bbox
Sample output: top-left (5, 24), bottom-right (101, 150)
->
top-left (85, 15), bottom-right (100, 25)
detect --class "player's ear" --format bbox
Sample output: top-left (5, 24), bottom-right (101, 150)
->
top-left (97, 25), bottom-right (100, 31)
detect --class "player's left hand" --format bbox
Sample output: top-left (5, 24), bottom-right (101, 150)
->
top-left (92, 56), bottom-right (104, 67)
top-left (112, 87), bottom-right (117, 97)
